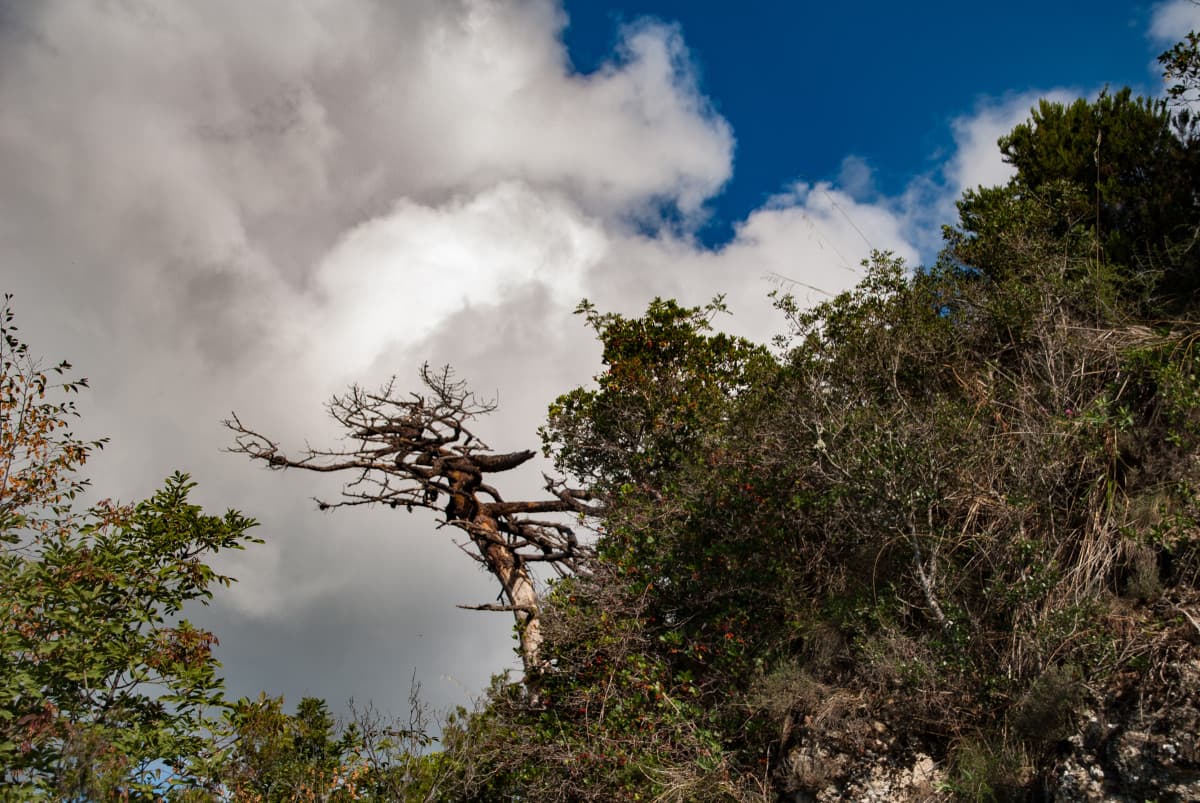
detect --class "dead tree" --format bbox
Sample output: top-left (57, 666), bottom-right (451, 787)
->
top-left (225, 363), bottom-right (600, 688)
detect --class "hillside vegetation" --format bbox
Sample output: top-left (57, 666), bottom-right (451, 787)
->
top-left (432, 73), bottom-right (1200, 803)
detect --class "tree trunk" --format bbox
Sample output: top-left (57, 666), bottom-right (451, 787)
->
top-left (478, 521), bottom-right (544, 675)
top-left (445, 466), bottom-right (545, 681)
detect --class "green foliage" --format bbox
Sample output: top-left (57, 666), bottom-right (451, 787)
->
top-left (0, 297), bottom-right (260, 799)
top-left (203, 681), bottom-right (448, 803)
top-left (437, 577), bottom-right (755, 802)
top-left (1160, 30), bottom-right (1200, 105)
top-left (941, 736), bottom-right (1028, 802)
top-left (542, 296), bottom-right (773, 490)
top-left (951, 88), bottom-right (1200, 314)
top-left (0, 293), bottom-right (105, 540)
top-left (0, 476), bottom-right (258, 793)
top-left (210, 695), bottom-right (351, 801)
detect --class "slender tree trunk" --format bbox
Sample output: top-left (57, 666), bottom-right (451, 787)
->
top-left (446, 466), bottom-right (545, 680)
top-left (478, 521), bottom-right (543, 674)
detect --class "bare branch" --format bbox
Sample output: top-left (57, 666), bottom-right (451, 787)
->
top-left (226, 362), bottom-right (604, 688)
top-left (457, 603), bottom-right (537, 613)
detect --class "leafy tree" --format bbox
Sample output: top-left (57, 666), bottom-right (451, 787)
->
top-left (950, 88), bottom-right (1200, 313)
top-left (0, 295), bottom-right (101, 539)
top-left (212, 695), bottom-right (349, 801)
top-left (1160, 25), bottom-right (1200, 105)
top-left (210, 688), bottom-right (449, 802)
top-left (0, 295), bottom-right (260, 799)
top-left (541, 297), bottom-right (773, 492)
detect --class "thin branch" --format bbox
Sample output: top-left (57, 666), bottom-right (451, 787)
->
top-left (457, 603), bottom-right (537, 613)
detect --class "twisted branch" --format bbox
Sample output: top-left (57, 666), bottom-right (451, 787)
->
top-left (226, 363), bottom-right (603, 683)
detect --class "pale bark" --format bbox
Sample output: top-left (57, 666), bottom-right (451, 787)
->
top-left (479, 530), bottom-right (544, 672)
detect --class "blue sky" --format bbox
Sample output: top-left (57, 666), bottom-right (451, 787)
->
top-left (1, 0), bottom-right (1197, 718)
top-left (563, 1), bottom-right (1168, 244)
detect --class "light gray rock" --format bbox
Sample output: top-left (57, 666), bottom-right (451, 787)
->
top-left (1048, 659), bottom-right (1200, 801)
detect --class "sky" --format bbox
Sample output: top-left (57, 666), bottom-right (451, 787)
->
top-left (1, 0), bottom-right (1196, 722)
top-left (562, 1), bottom-right (1169, 245)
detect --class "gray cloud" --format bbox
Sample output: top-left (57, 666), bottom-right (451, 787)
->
top-left (0, 0), bottom-right (739, 717)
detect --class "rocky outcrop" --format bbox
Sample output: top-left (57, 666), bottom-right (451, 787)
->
top-left (781, 744), bottom-right (943, 802)
top-left (1047, 658), bottom-right (1200, 802)
top-left (776, 655), bottom-right (1200, 801)
top-left (776, 700), bottom-right (948, 802)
